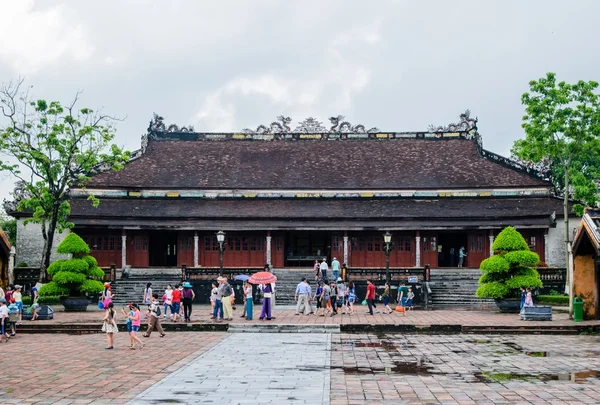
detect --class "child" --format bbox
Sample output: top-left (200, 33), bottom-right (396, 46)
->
top-left (406, 288), bottom-right (415, 311)
top-left (314, 282), bottom-right (323, 316)
top-left (347, 282), bottom-right (356, 316)
top-left (7, 299), bottom-right (18, 336)
top-left (0, 298), bottom-right (9, 342)
top-left (210, 282), bottom-right (218, 314)
top-left (102, 302), bottom-right (118, 349)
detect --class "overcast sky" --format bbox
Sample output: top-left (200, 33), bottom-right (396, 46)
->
top-left (1, 0), bottom-right (599, 204)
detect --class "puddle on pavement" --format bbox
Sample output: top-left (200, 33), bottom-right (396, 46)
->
top-left (466, 339), bottom-right (491, 344)
top-left (475, 370), bottom-right (600, 383)
top-left (341, 340), bottom-right (414, 351)
top-left (333, 361), bottom-right (434, 375)
top-left (525, 351), bottom-right (548, 357)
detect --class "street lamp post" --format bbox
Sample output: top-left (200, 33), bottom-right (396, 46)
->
top-left (216, 230), bottom-right (226, 277)
top-left (383, 231), bottom-right (392, 284)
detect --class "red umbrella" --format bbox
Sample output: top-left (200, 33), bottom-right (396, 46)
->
top-left (248, 271), bottom-right (277, 285)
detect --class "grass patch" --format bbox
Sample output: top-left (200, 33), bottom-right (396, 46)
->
top-left (536, 295), bottom-right (569, 306)
top-left (483, 372), bottom-right (531, 382)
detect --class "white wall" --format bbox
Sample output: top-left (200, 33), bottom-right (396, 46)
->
top-left (546, 219), bottom-right (580, 267)
top-left (16, 219), bottom-right (70, 267)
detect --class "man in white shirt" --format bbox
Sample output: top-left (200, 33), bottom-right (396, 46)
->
top-left (294, 278), bottom-right (312, 315)
top-left (319, 258), bottom-right (329, 282)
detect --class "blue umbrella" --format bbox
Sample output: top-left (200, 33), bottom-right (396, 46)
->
top-left (234, 274), bottom-right (250, 281)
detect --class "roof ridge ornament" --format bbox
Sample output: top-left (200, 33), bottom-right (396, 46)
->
top-left (243, 115), bottom-right (292, 134)
top-left (292, 117), bottom-right (328, 133)
top-left (428, 110), bottom-right (478, 133)
top-left (328, 115), bottom-right (379, 133)
top-left (148, 113), bottom-right (194, 134)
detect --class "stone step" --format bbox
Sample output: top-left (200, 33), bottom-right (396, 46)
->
top-left (228, 323), bottom-right (340, 334)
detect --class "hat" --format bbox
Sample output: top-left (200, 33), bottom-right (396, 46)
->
top-left (337, 277), bottom-right (342, 282)
top-left (14, 284), bottom-right (22, 289)
top-left (0, 298), bottom-right (6, 303)
top-left (104, 282), bottom-right (111, 288)
top-left (183, 282), bottom-right (193, 288)
top-left (333, 257), bottom-right (337, 260)
top-left (217, 276), bottom-right (226, 281)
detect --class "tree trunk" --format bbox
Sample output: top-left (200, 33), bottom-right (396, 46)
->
top-left (39, 204), bottom-right (60, 282)
top-left (563, 166), bottom-right (572, 316)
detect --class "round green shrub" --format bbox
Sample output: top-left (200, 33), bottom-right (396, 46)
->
top-left (476, 282), bottom-right (510, 299)
top-left (22, 296), bottom-right (32, 305)
top-left (51, 271), bottom-right (87, 285)
top-left (477, 226), bottom-right (543, 300)
top-left (87, 266), bottom-right (105, 280)
top-left (56, 233), bottom-right (90, 255)
top-left (16, 261), bottom-right (29, 267)
top-left (504, 250), bottom-right (540, 267)
top-left (480, 255), bottom-right (510, 273)
top-left (39, 282), bottom-right (69, 297)
top-left (61, 258), bottom-right (89, 273)
top-left (491, 226), bottom-right (529, 253)
top-left (47, 260), bottom-right (63, 276)
top-left (80, 279), bottom-right (104, 295)
top-left (38, 295), bottom-right (61, 305)
top-left (83, 255), bottom-right (98, 268)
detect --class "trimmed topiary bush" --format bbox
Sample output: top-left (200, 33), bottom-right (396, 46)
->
top-left (38, 295), bottom-right (61, 305)
top-left (40, 233), bottom-right (104, 299)
top-left (476, 226), bottom-right (543, 300)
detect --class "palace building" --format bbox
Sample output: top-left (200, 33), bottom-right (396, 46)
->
top-left (12, 113), bottom-right (575, 270)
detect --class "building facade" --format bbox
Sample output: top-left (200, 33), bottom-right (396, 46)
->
top-left (12, 114), bottom-right (573, 269)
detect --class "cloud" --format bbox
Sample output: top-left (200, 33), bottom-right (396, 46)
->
top-left (192, 24), bottom-right (381, 131)
top-left (0, 0), bottom-right (94, 75)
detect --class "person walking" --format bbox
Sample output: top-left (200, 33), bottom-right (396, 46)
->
top-left (458, 246), bottom-right (467, 268)
top-left (171, 283), bottom-right (182, 323)
top-left (13, 285), bottom-right (23, 325)
top-left (259, 283), bottom-right (274, 321)
top-left (313, 260), bottom-right (321, 282)
top-left (101, 283), bottom-right (114, 310)
top-left (182, 282), bottom-right (195, 322)
top-left (397, 282), bottom-right (409, 308)
top-left (381, 282), bottom-right (393, 314)
top-left (211, 278), bottom-right (225, 322)
top-left (102, 302), bottom-right (118, 349)
top-left (331, 257), bottom-right (341, 281)
top-left (365, 280), bottom-right (376, 315)
top-left (319, 282), bottom-right (331, 317)
top-left (163, 284), bottom-right (174, 319)
top-left (305, 280), bottom-right (315, 314)
top-left (314, 281), bottom-right (324, 315)
top-left (221, 278), bottom-right (234, 321)
top-left (336, 278), bottom-right (347, 314)
top-left (0, 298), bottom-right (9, 343)
top-left (129, 304), bottom-right (144, 349)
top-left (519, 287), bottom-right (526, 311)
top-left (243, 281), bottom-right (253, 320)
top-left (524, 288), bottom-right (534, 308)
top-left (294, 278), bottom-right (311, 315)
top-left (210, 282), bottom-right (218, 315)
top-left (406, 288), bottom-right (415, 310)
top-left (329, 280), bottom-right (338, 316)
top-left (29, 287), bottom-right (40, 321)
top-left (319, 258), bottom-right (329, 282)
top-left (144, 293), bottom-right (166, 338)
top-left (121, 303), bottom-right (134, 348)
top-left (143, 283), bottom-right (153, 305)
top-left (346, 281), bottom-right (356, 315)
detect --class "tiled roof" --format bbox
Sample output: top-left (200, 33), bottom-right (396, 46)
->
top-left (85, 138), bottom-right (547, 190)
top-left (69, 197), bottom-right (562, 220)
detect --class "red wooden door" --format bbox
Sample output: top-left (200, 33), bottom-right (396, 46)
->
top-left (127, 233), bottom-right (149, 267)
top-left (365, 235), bottom-right (385, 267)
top-left (271, 234), bottom-right (284, 267)
top-left (178, 233), bottom-right (194, 267)
top-left (200, 234), bottom-right (219, 267)
top-left (349, 235), bottom-right (365, 267)
top-left (331, 234), bottom-right (344, 265)
top-left (520, 230), bottom-right (545, 264)
top-left (420, 232), bottom-right (438, 267)
top-left (467, 232), bottom-right (487, 268)
top-left (392, 234), bottom-right (415, 267)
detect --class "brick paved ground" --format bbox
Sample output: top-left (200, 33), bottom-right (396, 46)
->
top-left (0, 332), bottom-right (225, 404)
top-left (37, 304), bottom-right (600, 328)
top-left (2, 332), bottom-right (600, 404)
top-left (330, 334), bottom-right (600, 404)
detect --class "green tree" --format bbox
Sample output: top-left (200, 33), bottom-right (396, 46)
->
top-left (511, 72), bottom-right (600, 299)
top-left (476, 226), bottom-right (542, 300)
top-left (0, 80), bottom-right (130, 281)
top-left (0, 211), bottom-right (16, 246)
top-left (39, 232), bottom-right (105, 298)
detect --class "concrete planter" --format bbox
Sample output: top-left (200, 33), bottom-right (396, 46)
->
top-left (495, 299), bottom-right (521, 313)
top-left (61, 297), bottom-right (90, 312)
top-left (520, 305), bottom-right (552, 321)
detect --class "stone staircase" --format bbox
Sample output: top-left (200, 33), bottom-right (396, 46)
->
top-left (272, 268), bottom-right (317, 305)
top-left (110, 268), bottom-right (182, 305)
top-left (429, 268), bottom-right (497, 311)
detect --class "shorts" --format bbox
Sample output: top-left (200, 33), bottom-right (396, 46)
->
top-left (126, 323), bottom-right (133, 332)
top-left (131, 325), bottom-right (140, 332)
top-left (406, 299), bottom-right (413, 307)
top-left (316, 298), bottom-right (322, 309)
top-left (383, 296), bottom-right (390, 306)
top-left (16, 301), bottom-right (23, 312)
top-left (172, 302), bottom-right (181, 313)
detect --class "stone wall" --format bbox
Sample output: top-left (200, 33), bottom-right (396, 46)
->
top-left (546, 221), bottom-right (579, 267)
top-left (15, 219), bottom-right (70, 267)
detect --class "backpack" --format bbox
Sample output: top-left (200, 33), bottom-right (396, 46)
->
top-left (153, 304), bottom-right (161, 317)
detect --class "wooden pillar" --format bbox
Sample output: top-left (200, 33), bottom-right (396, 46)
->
top-left (489, 230), bottom-right (495, 257)
top-left (266, 231), bottom-right (272, 266)
top-left (193, 232), bottom-right (199, 268)
top-left (415, 231), bottom-right (421, 267)
top-left (121, 230), bottom-right (127, 269)
top-left (343, 232), bottom-right (349, 265)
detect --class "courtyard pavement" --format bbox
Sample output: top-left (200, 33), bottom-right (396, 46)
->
top-left (2, 332), bottom-right (600, 404)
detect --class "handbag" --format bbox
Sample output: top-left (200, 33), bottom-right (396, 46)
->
top-left (98, 301), bottom-right (104, 310)
top-left (263, 292), bottom-right (272, 298)
top-left (361, 299), bottom-right (367, 306)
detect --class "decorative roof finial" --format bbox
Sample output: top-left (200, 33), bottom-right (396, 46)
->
top-left (428, 110), bottom-right (478, 133)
